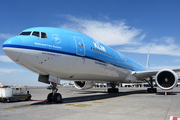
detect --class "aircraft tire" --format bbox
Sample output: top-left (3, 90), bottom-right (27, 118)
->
top-left (115, 88), bottom-right (119, 93)
top-left (25, 96), bottom-right (31, 101)
top-left (108, 88), bottom-right (112, 93)
top-left (147, 88), bottom-right (157, 93)
top-left (26, 94), bottom-right (32, 101)
top-left (53, 93), bottom-right (62, 103)
top-left (3, 98), bottom-right (7, 103)
top-left (47, 93), bottom-right (53, 103)
top-left (108, 88), bottom-right (119, 93)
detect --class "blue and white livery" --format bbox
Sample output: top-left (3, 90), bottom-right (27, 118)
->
top-left (3, 27), bottom-right (180, 103)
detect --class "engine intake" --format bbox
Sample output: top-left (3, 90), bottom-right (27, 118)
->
top-left (74, 81), bottom-right (95, 90)
top-left (155, 69), bottom-right (178, 90)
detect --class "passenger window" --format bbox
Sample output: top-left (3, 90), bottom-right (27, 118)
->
top-left (41, 32), bottom-right (47, 38)
top-left (32, 31), bottom-right (40, 37)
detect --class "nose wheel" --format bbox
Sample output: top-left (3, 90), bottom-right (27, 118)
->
top-left (47, 83), bottom-right (63, 103)
top-left (47, 93), bottom-right (62, 103)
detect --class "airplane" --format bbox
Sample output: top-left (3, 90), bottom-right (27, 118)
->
top-left (2, 27), bottom-right (180, 103)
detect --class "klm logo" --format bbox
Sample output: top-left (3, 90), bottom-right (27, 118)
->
top-left (93, 41), bottom-right (106, 52)
top-left (52, 34), bottom-right (61, 44)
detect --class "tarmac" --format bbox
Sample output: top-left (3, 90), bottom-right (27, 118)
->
top-left (0, 87), bottom-right (180, 120)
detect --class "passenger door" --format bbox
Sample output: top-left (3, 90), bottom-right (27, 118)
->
top-left (74, 36), bottom-right (85, 56)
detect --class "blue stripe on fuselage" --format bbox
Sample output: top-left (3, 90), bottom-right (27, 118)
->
top-left (3, 44), bottom-right (135, 70)
top-left (3, 27), bottom-right (148, 72)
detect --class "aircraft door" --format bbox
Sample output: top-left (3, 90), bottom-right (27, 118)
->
top-left (74, 36), bottom-right (85, 56)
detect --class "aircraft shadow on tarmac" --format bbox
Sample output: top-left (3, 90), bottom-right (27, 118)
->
top-left (2, 90), bottom-right (178, 110)
top-left (156, 92), bottom-right (177, 95)
top-left (4, 90), bottom-right (178, 105)
top-left (30, 90), bottom-right (179, 105)
top-left (30, 89), bottom-right (164, 105)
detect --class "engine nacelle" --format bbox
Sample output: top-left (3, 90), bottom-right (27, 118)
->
top-left (155, 69), bottom-right (178, 90)
top-left (74, 81), bottom-right (95, 90)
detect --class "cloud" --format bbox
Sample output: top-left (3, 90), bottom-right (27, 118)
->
top-left (58, 15), bottom-right (145, 46)
top-left (152, 37), bottom-right (174, 44)
top-left (0, 68), bottom-right (22, 74)
top-left (149, 65), bottom-right (180, 70)
top-left (118, 37), bottom-right (180, 56)
top-left (0, 55), bottom-right (13, 62)
top-left (0, 33), bottom-right (14, 40)
top-left (173, 59), bottom-right (180, 63)
top-left (58, 15), bottom-right (180, 57)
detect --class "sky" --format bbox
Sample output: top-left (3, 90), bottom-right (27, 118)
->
top-left (1, 0), bottom-right (180, 86)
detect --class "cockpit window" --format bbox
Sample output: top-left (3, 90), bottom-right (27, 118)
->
top-left (18, 31), bottom-right (48, 38)
top-left (19, 31), bottom-right (32, 36)
top-left (32, 31), bottom-right (40, 37)
top-left (41, 32), bottom-right (47, 38)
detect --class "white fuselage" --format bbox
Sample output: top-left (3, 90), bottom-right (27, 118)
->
top-left (4, 47), bottom-right (136, 83)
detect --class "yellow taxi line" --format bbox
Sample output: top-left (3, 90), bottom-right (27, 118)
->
top-left (0, 105), bottom-right (41, 111)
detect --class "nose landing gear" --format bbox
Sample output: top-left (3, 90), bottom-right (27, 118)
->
top-left (47, 83), bottom-right (63, 103)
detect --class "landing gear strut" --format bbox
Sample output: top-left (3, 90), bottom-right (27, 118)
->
top-left (47, 83), bottom-right (62, 103)
top-left (147, 77), bottom-right (157, 93)
top-left (108, 83), bottom-right (119, 93)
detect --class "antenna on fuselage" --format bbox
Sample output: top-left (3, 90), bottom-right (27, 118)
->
top-left (146, 51), bottom-right (150, 68)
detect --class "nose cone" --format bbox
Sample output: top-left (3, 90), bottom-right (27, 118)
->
top-left (3, 36), bottom-right (23, 61)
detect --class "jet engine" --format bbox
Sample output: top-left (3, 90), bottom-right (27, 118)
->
top-left (155, 69), bottom-right (178, 90)
top-left (74, 81), bottom-right (95, 90)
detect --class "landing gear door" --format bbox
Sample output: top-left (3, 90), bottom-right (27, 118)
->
top-left (38, 75), bottom-right (60, 85)
top-left (74, 36), bottom-right (85, 56)
top-left (49, 75), bottom-right (60, 85)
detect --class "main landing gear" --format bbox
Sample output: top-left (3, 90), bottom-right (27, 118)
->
top-left (47, 83), bottom-right (63, 103)
top-left (147, 77), bottom-right (157, 93)
top-left (108, 83), bottom-right (119, 93)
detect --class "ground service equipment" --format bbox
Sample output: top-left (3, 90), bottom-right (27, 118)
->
top-left (0, 86), bottom-right (31, 102)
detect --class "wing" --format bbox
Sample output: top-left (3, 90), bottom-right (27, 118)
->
top-left (132, 69), bottom-right (180, 80)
